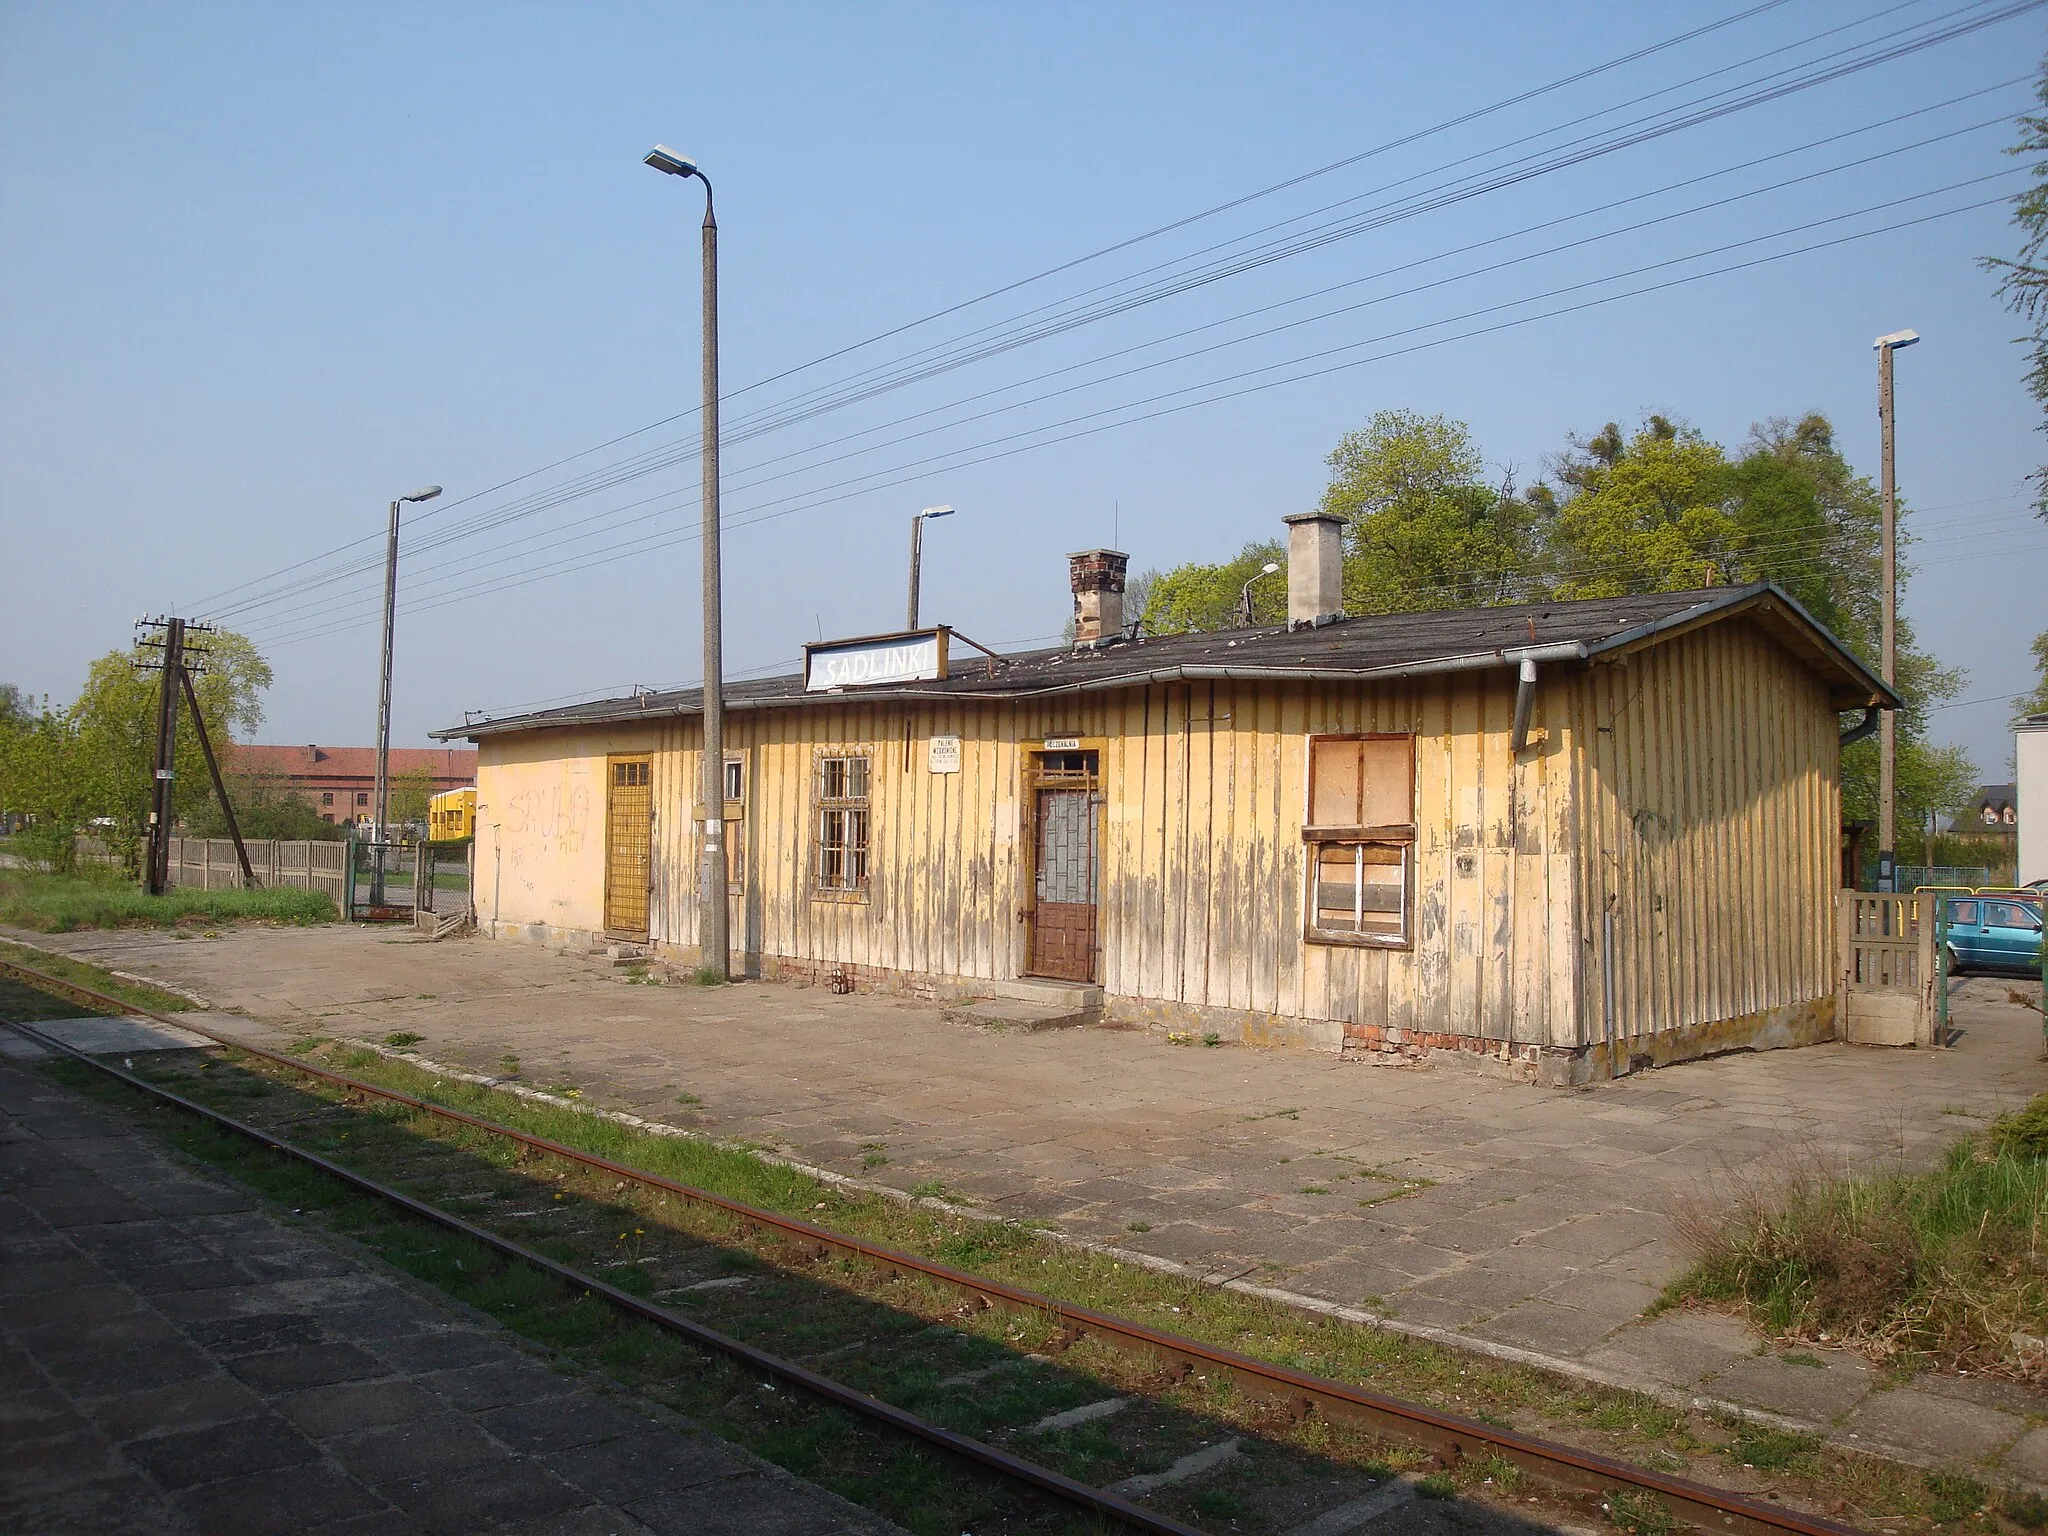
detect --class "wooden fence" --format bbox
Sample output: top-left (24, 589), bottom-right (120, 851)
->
top-left (165, 837), bottom-right (350, 908)
top-left (1838, 889), bottom-right (1936, 1046)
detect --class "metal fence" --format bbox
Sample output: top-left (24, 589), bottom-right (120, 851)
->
top-left (164, 837), bottom-right (350, 907)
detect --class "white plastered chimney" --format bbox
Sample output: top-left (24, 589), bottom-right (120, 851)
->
top-left (1283, 512), bottom-right (1346, 629)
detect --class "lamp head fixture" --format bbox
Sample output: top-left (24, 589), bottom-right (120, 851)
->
top-left (918, 505), bottom-right (955, 521)
top-left (1873, 329), bottom-right (1920, 351)
top-left (1259, 561), bottom-right (1281, 576)
top-left (400, 485), bottom-right (443, 503)
top-left (643, 145), bottom-right (699, 179)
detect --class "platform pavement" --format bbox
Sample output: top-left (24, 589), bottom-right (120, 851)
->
top-left (0, 1052), bottom-right (903, 1536)
top-left (9, 922), bottom-right (2048, 1490)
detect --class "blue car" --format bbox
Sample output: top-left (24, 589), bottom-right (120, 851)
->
top-left (1942, 895), bottom-right (2045, 974)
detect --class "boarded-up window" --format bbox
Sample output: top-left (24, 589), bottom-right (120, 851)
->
top-left (1304, 735), bottom-right (1414, 947)
top-left (814, 754), bottom-right (870, 895)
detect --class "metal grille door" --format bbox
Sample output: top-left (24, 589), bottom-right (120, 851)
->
top-left (604, 757), bottom-right (653, 938)
top-left (1030, 787), bottom-right (1098, 981)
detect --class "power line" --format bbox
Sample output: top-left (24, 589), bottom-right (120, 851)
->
top-left (247, 184), bottom-right (2035, 652)
top-left (194, 0), bottom-right (2029, 626)
top-left (212, 85), bottom-right (2030, 632)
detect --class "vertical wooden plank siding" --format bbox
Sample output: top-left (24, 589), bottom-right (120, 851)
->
top-left (1566, 621), bottom-right (1839, 1048)
top-left (475, 619), bottom-right (1836, 1052)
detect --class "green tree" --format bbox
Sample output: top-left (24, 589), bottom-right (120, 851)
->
top-left (387, 765), bottom-right (437, 837)
top-left (184, 769), bottom-right (345, 842)
top-left (1322, 409), bottom-right (1546, 612)
top-left (1140, 539), bottom-right (1287, 634)
top-left (1545, 416), bottom-right (1741, 596)
top-left (0, 630), bottom-right (274, 872)
top-left (2015, 631), bottom-right (2048, 725)
top-left (1981, 57), bottom-right (2048, 516)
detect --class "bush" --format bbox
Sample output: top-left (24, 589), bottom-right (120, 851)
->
top-left (8, 820), bottom-right (80, 874)
top-left (1990, 1094), bottom-right (2048, 1161)
top-left (1674, 1127), bottom-right (2048, 1379)
top-left (0, 870), bottom-right (335, 932)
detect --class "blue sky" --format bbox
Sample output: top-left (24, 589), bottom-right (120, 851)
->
top-left (2, 1), bottom-right (2044, 781)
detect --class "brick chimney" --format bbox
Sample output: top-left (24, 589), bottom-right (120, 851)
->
top-left (1068, 548), bottom-right (1129, 646)
top-left (1282, 513), bottom-right (1346, 629)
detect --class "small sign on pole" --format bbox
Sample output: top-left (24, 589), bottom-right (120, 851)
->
top-left (927, 735), bottom-right (961, 774)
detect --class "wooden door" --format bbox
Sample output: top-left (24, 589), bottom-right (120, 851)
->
top-left (604, 756), bottom-right (653, 939)
top-left (1030, 784), bottom-right (1098, 981)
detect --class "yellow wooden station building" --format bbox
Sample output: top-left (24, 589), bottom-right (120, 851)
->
top-left (435, 514), bottom-right (1893, 1084)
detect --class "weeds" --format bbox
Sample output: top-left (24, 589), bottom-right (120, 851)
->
top-left (0, 939), bottom-right (196, 1014)
top-left (1605, 1488), bottom-right (1677, 1535)
top-left (1669, 1109), bottom-right (2048, 1380)
top-left (1923, 1470), bottom-right (1987, 1524)
top-left (383, 1031), bottom-right (424, 1049)
top-left (0, 869), bottom-right (333, 932)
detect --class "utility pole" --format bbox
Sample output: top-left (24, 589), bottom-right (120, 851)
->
top-left (907, 505), bottom-right (954, 630)
top-left (135, 619), bottom-right (257, 893)
top-left (372, 485), bottom-right (442, 907)
top-left (1873, 329), bottom-right (1918, 893)
top-left (141, 617), bottom-right (186, 896)
top-left (644, 145), bottom-right (728, 978)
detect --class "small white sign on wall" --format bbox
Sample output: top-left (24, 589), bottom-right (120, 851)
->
top-left (1042, 736), bottom-right (1082, 752)
top-left (927, 735), bottom-right (962, 774)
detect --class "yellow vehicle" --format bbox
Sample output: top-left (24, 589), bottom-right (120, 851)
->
top-left (428, 787), bottom-right (476, 844)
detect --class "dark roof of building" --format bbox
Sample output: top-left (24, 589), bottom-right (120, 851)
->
top-left (434, 581), bottom-right (1895, 742)
top-left (1969, 784), bottom-right (2018, 813)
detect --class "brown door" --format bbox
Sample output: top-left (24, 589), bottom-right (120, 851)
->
top-left (1029, 783), bottom-right (1098, 981)
top-left (604, 756), bottom-right (653, 939)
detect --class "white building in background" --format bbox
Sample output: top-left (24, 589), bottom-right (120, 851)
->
top-left (2022, 714), bottom-right (2048, 886)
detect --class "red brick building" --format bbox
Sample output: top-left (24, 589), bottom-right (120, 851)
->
top-left (229, 745), bottom-right (477, 828)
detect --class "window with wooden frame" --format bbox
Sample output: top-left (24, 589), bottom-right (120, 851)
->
top-left (1303, 734), bottom-right (1415, 947)
top-left (813, 753), bottom-right (871, 895)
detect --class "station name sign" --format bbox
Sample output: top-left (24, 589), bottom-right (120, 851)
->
top-left (804, 627), bottom-right (951, 692)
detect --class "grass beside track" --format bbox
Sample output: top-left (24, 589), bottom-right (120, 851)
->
top-left (1665, 1101), bottom-right (2048, 1383)
top-left (0, 941), bottom-right (195, 1014)
top-left (0, 868), bottom-right (334, 932)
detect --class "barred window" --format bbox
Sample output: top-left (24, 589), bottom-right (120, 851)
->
top-left (1304, 734), bottom-right (1415, 947)
top-left (814, 754), bottom-right (870, 894)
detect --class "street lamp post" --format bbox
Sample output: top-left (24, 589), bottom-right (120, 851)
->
top-left (372, 483), bottom-right (442, 906)
top-left (1873, 328), bottom-right (1918, 893)
top-left (1237, 561), bottom-right (1281, 627)
top-left (907, 505), bottom-right (954, 629)
top-left (645, 144), bottom-right (729, 979)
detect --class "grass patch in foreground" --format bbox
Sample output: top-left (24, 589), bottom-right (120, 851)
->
top-left (0, 938), bottom-right (196, 1013)
top-left (0, 869), bottom-right (334, 933)
top-left (1668, 1100), bottom-right (2048, 1381)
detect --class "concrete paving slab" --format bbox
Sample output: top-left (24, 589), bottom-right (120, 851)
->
top-left (1840, 1385), bottom-right (2027, 1463)
top-left (17, 1014), bottom-right (213, 1054)
top-left (0, 1058), bottom-right (904, 1536)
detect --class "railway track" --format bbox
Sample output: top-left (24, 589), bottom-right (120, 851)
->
top-left (0, 955), bottom-right (1867, 1536)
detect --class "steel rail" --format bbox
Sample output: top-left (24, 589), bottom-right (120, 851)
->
top-left (0, 1013), bottom-right (1203, 1536)
top-left (1, 957), bottom-right (1864, 1536)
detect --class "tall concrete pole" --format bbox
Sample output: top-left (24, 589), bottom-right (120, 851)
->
top-left (643, 146), bottom-right (727, 976)
top-left (372, 497), bottom-right (400, 906)
top-left (697, 176), bottom-right (729, 978)
top-left (907, 514), bottom-right (925, 631)
top-left (1873, 330), bottom-right (1916, 891)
